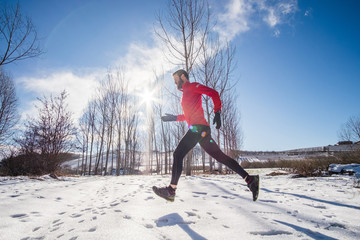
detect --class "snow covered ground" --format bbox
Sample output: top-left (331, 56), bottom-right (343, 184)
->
top-left (1, 169), bottom-right (359, 240)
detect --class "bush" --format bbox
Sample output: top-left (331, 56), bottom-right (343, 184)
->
top-left (1, 153), bottom-right (45, 176)
top-left (241, 151), bottom-right (360, 177)
top-left (0, 152), bottom-right (74, 176)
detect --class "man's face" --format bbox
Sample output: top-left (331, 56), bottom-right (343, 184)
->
top-left (173, 74), bottom-right (184, 90)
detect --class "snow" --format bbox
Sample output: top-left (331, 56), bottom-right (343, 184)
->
top-left (329, 163), bottom-right (360, 175)
top-left (1, 169), bottom-right (360, 240)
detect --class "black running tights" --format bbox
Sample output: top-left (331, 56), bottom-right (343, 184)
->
top-left (170, 125), bottom-right (249, 185)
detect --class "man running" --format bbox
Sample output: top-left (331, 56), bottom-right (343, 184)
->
top-left (152, 69), bottom-right (259, 202)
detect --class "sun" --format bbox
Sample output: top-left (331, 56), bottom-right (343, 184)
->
top-left (136, 84), bottom-right (163, 109)
top-left (141, 88), bottom-right (156, 104)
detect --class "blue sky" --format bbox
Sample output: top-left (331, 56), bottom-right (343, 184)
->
top-left (2, 0), bottom-right (360, 151)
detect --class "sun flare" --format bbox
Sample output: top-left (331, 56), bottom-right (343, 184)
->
top-left (141, 89), bottom-right (156, 104)
top-left (136, 84), bottom-right (163, 109)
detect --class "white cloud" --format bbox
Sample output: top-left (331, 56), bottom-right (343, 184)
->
top-left (261, 1), bottom-right (297, 27)
top-left (18, 69), bottom-right (105, 120)
top-left (215, 0), bottom-right (298, 40)
top-left (215, 0), bottom-right (253, 41)
top-left (273, 29), bottom-right (281, 38)
top-left (264, 8), bottom-right (279, 27)
top-left (114, 39), bottom-right (173, 92)
top-left (304, 8), bottom-right (312, 17)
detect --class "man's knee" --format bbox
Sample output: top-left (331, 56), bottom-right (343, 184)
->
top-left (173, 148), bottom-right (183, 161)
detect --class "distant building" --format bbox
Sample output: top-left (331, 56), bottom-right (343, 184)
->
top-left (337, 141), bottom-right (353, 145)
top-left (238, 142), bottom-right (360, 162)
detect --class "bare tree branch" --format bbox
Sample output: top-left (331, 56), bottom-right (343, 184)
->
top-left (0, 2), bottom-right (43, 66)
top-left (0, 68), bottom-right (18, 148)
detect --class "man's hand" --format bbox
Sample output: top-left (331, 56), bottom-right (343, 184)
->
top-left (161, 113), bottom-right (177, 122)
top-left (213, 111), bottom-right (221, 129)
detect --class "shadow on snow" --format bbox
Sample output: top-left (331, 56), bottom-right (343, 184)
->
top-left (156, 213), bottom-right (206, 240)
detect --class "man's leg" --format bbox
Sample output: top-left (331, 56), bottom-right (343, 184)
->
top-left (199, 133), bottom-right (248, 178)
top-left (170, 129), bottom-right (201, 186)
top-left (152, 129), bottom-right (200, 202)
top-left (200, 133), bottom-right (260, 201)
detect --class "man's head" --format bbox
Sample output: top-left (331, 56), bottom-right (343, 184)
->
top-left (172, 69), bottom-right (189, 90)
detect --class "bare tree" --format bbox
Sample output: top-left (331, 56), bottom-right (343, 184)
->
top-left (339, 115), bottom-right (360, 143)
top-left (78, 101), bottom-right (97, 175)
top-left (193, 37), bottom-right (239, 173)
top-left (77, 68), bottom-right (143, 176)
top-left (93, 81), bottom-right (108, 175)
top-left (156, 0), bottom-right (210, 72)
top-left (0, 2), bottom-right (43, 66)
top-left (0, 68), bottom-right (18, 149)
top-left (16, 91), bottom-right (76, 173)
top-left (220, 90), bottom-right (243, 156)
top-left (79, 112), bottom-right (89, 175)
top-left (156, 0), bottom-right (211, 176)
top-left (114, 69), bottom-right (127, 176)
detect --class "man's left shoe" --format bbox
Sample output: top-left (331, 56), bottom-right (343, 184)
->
top-left (152, 186), bottom-right (176, 202)
top-left (246, 175), bottom-right (259, 201)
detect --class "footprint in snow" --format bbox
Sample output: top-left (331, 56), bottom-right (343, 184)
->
top-left (81, 208), bottom-right (92, 212)
top-left (53, 222), bottom-right (64, 227)
top-left (21, 236), bottom-right (45, 240)
top-left (192, 192), bottom-right (207, 195)
top-left (53, 219), bottom-right (61, 224)
top-left (185, 212), bottom-right (197, 217)
top-left (11, 213), bottom-right (28, 219)
top-left (144, 224), bottom-right (154, 229)
top-left (260, 199), bottom-right (278, 203)
top-left (33, 227), bottom-right (41, 232)
top-left (50, 227), bottom-right (60, 232)
top-left (9, 194), bottom-right (21, 198)
top-left (70, 213), bottom-right (82, 218)
top-left (250, 230), bottom-right (292, 236)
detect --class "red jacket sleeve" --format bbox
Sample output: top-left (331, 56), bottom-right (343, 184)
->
top-left (176, 114), bottom-right (186, 121)
top-left (193, 83), bottom-right (222, 113)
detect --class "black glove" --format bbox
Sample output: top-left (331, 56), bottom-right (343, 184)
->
top-left (161, 113), bottom-right (177, 122)
top-left (213, 111), bottom-right (221, 129)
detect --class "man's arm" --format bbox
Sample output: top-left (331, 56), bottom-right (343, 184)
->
top-left (193, 83), bottom-right (221, 112)
top-left (176, 114), bottom-right (186, 121)
top-left (161, 113), bottom-right (185, 122)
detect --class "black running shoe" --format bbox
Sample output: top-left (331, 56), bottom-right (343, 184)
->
top-left (246, 175), bottom-right (259, 201)
top-left (152, 186), bottom-right (176, 202)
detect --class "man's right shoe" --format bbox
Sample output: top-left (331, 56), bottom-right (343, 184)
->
top-left (246, 175), bottom-right (259, 201)
top-left (152, 186), bottom-right (176, 202)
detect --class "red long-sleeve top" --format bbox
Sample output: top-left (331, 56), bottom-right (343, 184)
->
top-left (176, 82), bottom-right (221, 126)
